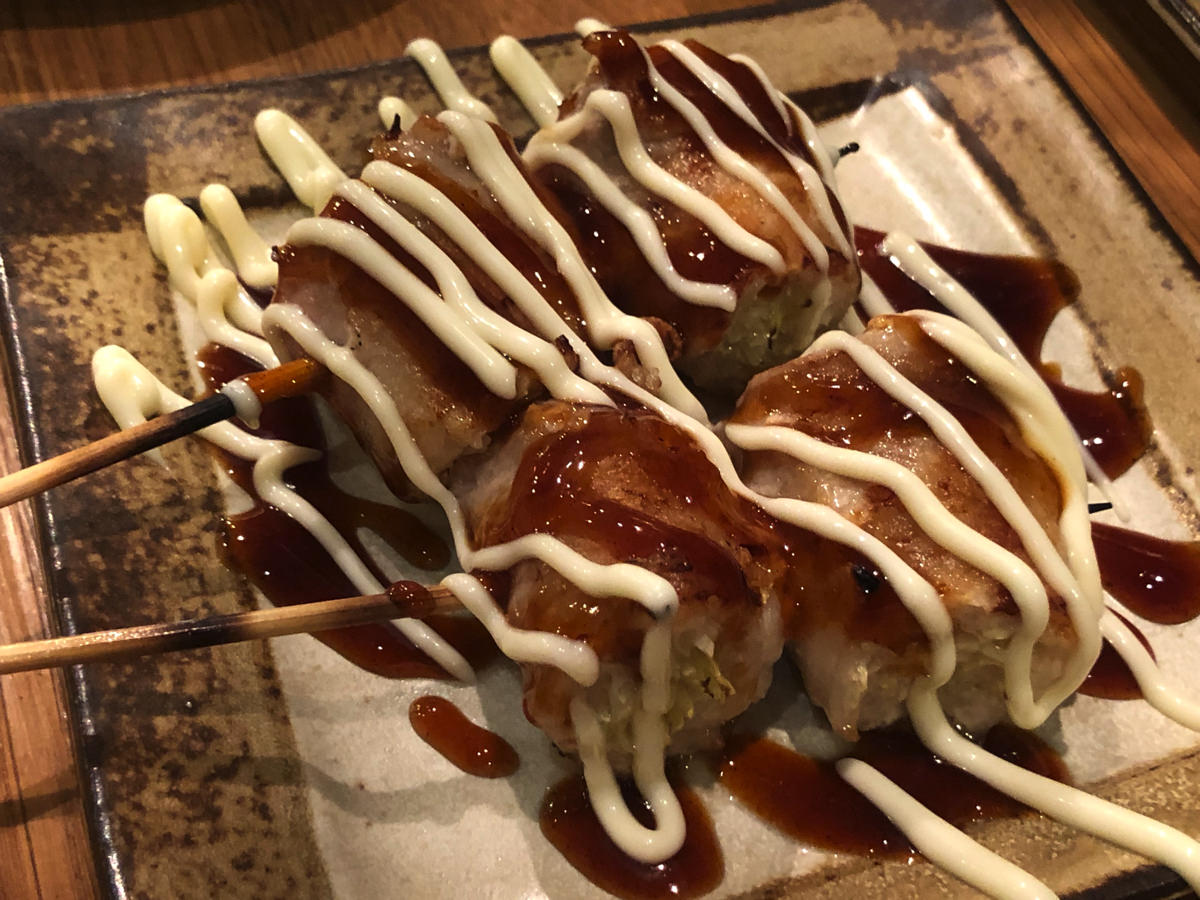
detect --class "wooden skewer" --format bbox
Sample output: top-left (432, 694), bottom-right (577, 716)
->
top-left (0, 357), bottom-right (326, 509)
top-left (0, 581), bottom-right (457, 676)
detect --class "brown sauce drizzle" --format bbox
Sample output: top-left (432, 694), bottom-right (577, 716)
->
top-left (370, 119), bottom-right (590, 339)
top-left (1079, 609), bottom-right (1154, 701)
top-left (1079, 524), bottom-right (1200, 700)
top-left (855, 227), bottom-right (1152, 479)
top-left (408, 696), bottom-right (519, 778)
top-left (719, 727), bottom-right (1068, 859)
top-left (194, 344), bottom-right (495, 679)
top-left (540, 772), bottom-right (723, 900)
top-left (549, 31), bottom-right (771, 353)
top-left (1093, 522), bottom-right (1200, 625)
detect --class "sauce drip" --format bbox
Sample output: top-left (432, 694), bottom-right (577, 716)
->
top-left (1079, 524), bottom-right (1200, 701)
top-left (408, 696), bottom-right (519, 777)
top-left (855, 227), bottom-right (1152, 479)
top-left (198, 344), bottom-right (450, 572)
top-left (540, 772), bottom-right (723, 900)
top-left (195, 344), bottom-right (493, 679)
top-left (1093, 523), bottom-right (1200, 625)
top-left (1079, 609), bottom-right (1155, 701)
top-left (719, 727), bottom-right (1068, 859)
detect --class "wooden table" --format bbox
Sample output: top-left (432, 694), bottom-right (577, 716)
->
top-left (0, 1), bottom-right (1197, 897)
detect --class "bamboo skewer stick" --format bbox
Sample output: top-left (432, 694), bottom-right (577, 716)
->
top-left (0, 347), bottom-right (1122, 676)
top-left (0, 357), bottom-right (326, 509)
top-left (0, 581), bottom-right (457, 676)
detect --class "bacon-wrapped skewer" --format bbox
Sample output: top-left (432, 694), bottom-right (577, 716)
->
top-left (728, 312), bottom-right (1099, 738)
top-left (255, 105), bottom-right (816, 862)
top-left (449, 399), bottom-right (786, 764)
top-left (527, 29), bottom-right (860, 395)
top-left (74, 24), bottom-right (1200, 893)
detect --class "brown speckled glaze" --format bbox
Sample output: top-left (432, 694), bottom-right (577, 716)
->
top-left (0, 1), bottom-right (1198, 898)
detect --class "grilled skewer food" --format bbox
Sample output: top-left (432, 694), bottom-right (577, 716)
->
top-left (74, 22), bottom-right (1200, 897)
top-left (730, 312), bottom-right (1093, 738)
top-left (527, 29), bottom-right (861, 395)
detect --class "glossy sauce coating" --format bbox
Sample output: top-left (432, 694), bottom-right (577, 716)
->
top-left (542, 30), bottom-right (852, 356)
top-left (1093, 522), bottom-right (1200, 625)
top-left (196, 344), bottom-right (499, 679)
top-left (1078, 525), bottom-right (1200, 699)
top-left (856, 227), bottom-right (1152, 479)
top-left (719, 727), bottom-right (1069, 859)
top-left (477, 404), bottom-right (784, 661)
top-left (409, 695), bottom-right (519, 777)
top-left (540, 772), bottom-right (723, 900)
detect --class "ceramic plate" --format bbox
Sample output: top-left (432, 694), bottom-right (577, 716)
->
top-left (2, 1), bottom-right (1199, 897)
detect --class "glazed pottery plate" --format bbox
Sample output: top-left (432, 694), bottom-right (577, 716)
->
top-left (1, 1), bottom-right (1199, 897)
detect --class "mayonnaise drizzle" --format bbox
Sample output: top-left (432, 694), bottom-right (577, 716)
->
top-left (489, 36), bottom-right (563, 127)
top-left (879, 232), bottom-right (1124, 519)
top-left (444, 573), bottom-right (599, 684)
top-left (572, 696), bottom-right (686, 863)
top-left (95, 33), bottom-right (1200, 895)
top-left (728, 51), bottom-right (840, 187)
top-left (378, 96), bottom-right (418, 132)
top-left (909, 681), bottom-right (1200, 891)
top-left (1101, 610), bottom-right (1200, 731)
top-left (405, 38), bottom-right (499, 124)
top-left (253, 109), bottom-right (348, 212)
top-left (436, 110), bottom-right (708, 423)
top-left (198, 184), bottom-right (279, 290)
top-left (575, 18), bottom-right (612, 37)
top-left (509, 30), bottom-right (855, 334)
top-left (529, 89), bottom-right (785, 274)
top-left (858, 271), bottom-right (894, 319)
top-left (143, 193), bottom-right (266, 336)
top-left (196, 270), bottom-right (278, 369)
top-left (836, 757), bottom-right (1058, 900)
top-left (351, 164), bottom-right (610, 406)
top-left (645, 42), bottom-right (832, 273)
top-left (286, 217), bottom-right (520, 399)
top-left (912, 313), bottom-right (1105, 708)
top-left (657, 41), bottom-right (850, 260)
top-left (521, 136), bottom-right (740, 310)
top-left (220, 377), bottom-right (263, 429)
top-left (91, 345), bottom-right (474, 681)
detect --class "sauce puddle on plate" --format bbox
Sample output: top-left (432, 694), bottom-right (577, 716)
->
top-left (719, 726), bottom-right (1068, 859)
top-left (541, 772), bottom-right (723, 900)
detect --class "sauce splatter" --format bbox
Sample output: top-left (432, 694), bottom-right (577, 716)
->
top-left (855, 227), bottom-right (1152, 479)
top-left (541, 772), bottom-right (722, 899)
top-left (1080, 609), bottom-right (1156, 701)
top-left (1093, 523), bottom-right (1200, 625)
top-left (719, 727), bottom-right (1068, 859)
top-left (195, 343), bottom-right (494, 679)
top-left (409, 696), bottom-right (519, 777)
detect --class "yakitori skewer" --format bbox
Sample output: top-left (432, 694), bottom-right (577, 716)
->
top-left (0, 580), bottom-right (455, 676)
top-left (0, 357), bottom-right (325, 510)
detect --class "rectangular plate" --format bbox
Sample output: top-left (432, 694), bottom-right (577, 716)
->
top-left (2, 1), bottom-right (1200, 897)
